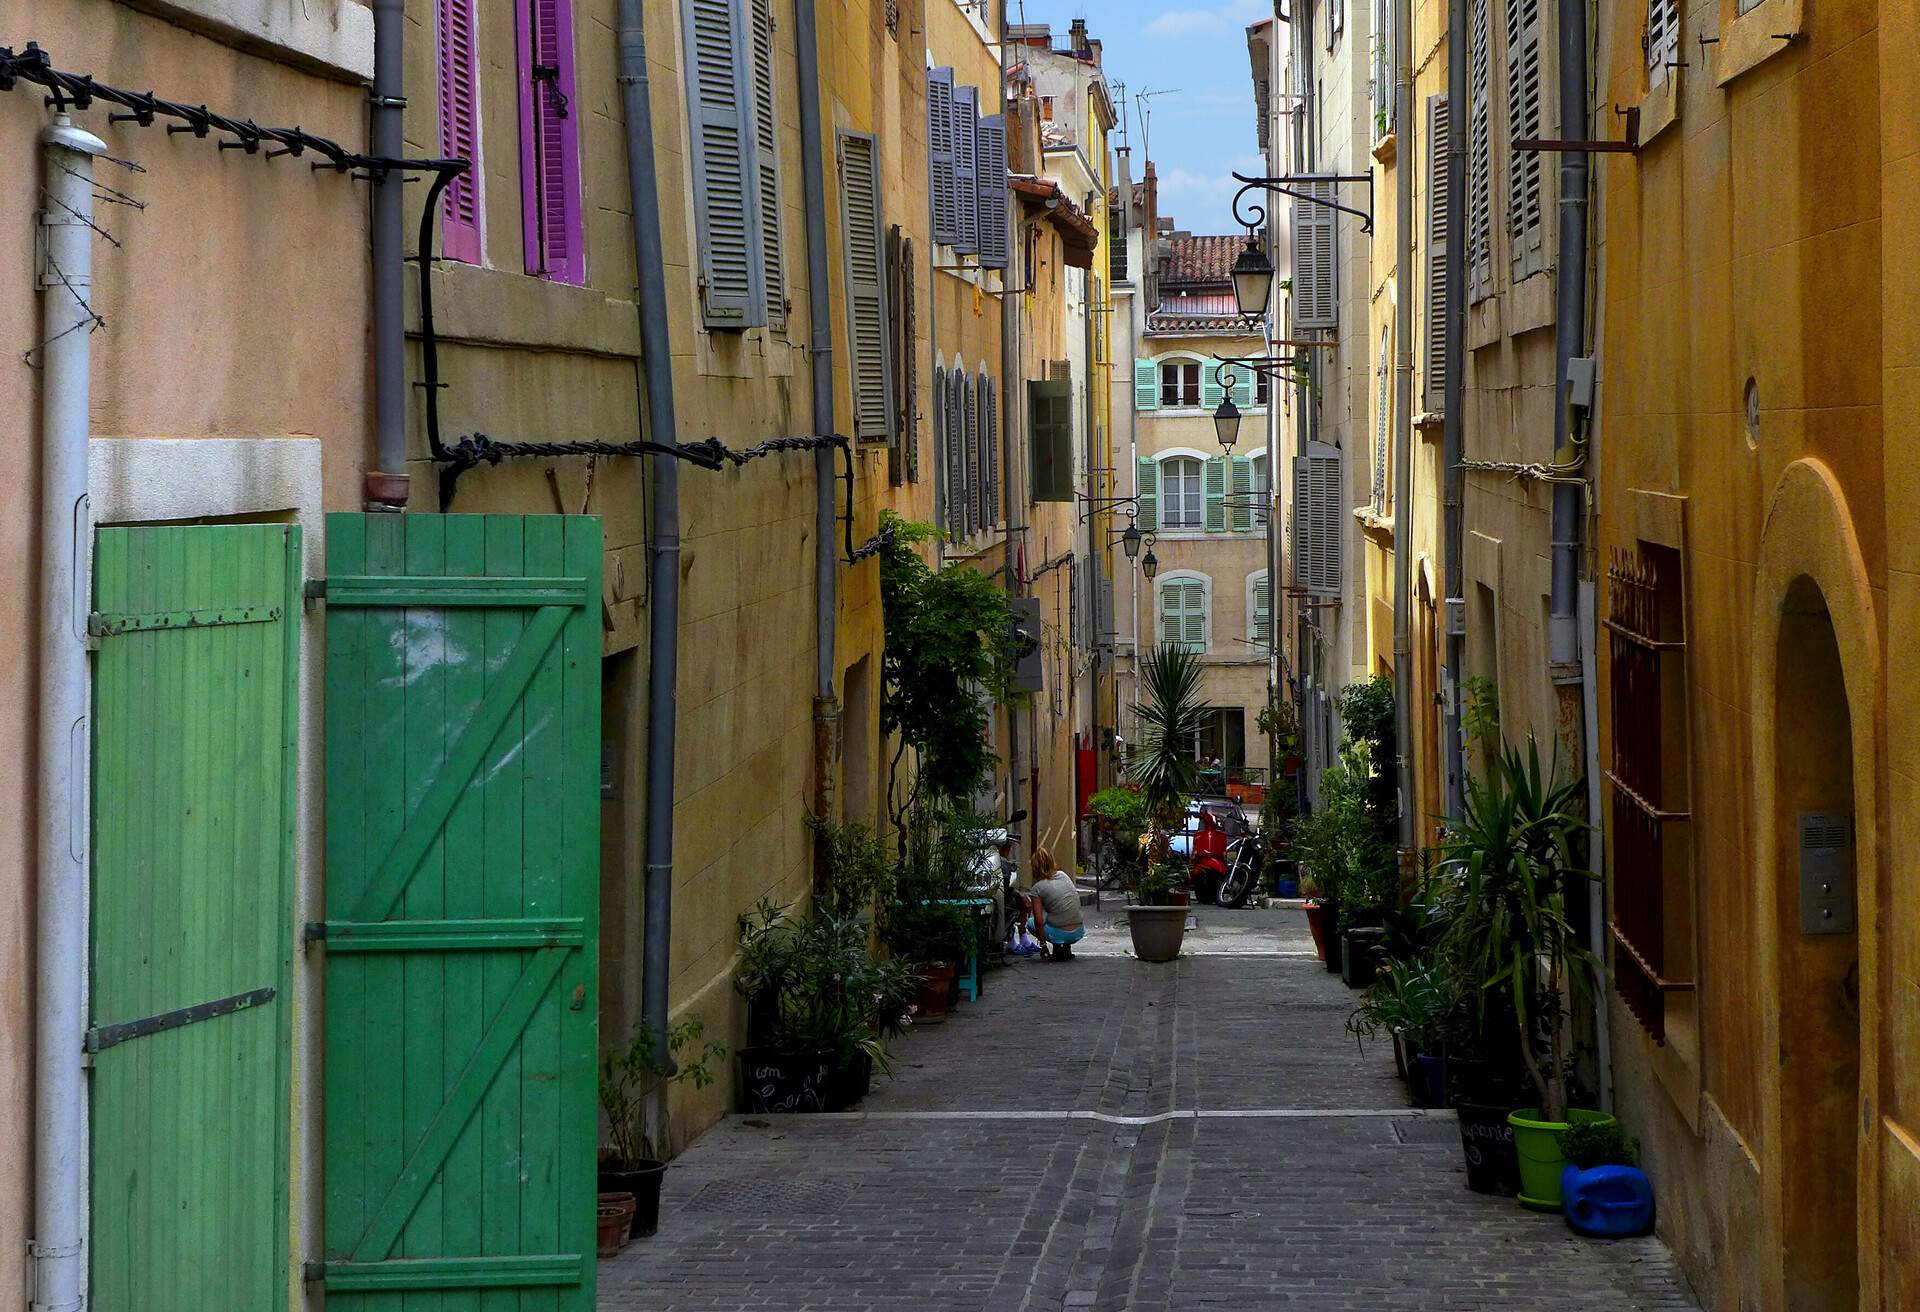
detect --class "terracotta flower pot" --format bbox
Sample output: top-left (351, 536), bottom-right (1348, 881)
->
top-left (597, 1192), bottom-right (635, 1257)
top-left (1302, 900), bottom-right (1332, 960)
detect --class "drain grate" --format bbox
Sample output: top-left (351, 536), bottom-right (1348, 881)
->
top-left (1392, 1118), bottom-right (1459, 1145)
top-left (681, 1177), bottom-right (854, 1216)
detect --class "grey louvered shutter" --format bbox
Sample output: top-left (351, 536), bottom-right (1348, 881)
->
top-left (953, 86), bottom-right (979, 255)
top-left (1291, 181), bottom-right (1338, 330)
top-left (1426, 95), bottom-right (1450, 412)
top-left (1252, 573), bottom-right (1272, 645)
top-left (902, 234), bottom-right (919, 482)
top-left (1468, 0), bottom-right (1493, 301)
top-left (932, 365), bottom-right (947, 507)
top-left (976, 114), bottom-right (1010, 270)
top-left (838, 131), bottom-right (894, 443)
top-left (946, 372), bottom-right (967, 538)
top-left (1506, 0), bottom-right (1545, 279)
top-left (1374, 331), bottom-right (1391, 511)
top-left (749, 0), bottom-right (784, 327)
top-left (685, 0), bottom-right (767, 328)
top-left (1293, 441), bottom-right (1343, 595)
top-left (928, 68), bottom-right (958, 246)
top-left (982, 375), bottom-right (999, 524)
top-left (961, 372), bottom-right (979, 537)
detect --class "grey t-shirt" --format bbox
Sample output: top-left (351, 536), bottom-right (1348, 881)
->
top-left (1031, 872), bottom-right (1083, 930)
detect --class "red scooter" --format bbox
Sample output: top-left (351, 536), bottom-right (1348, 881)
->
top-left (1190, 808), bottom-right (1230, 906)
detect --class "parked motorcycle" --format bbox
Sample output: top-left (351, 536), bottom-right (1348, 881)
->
top-left (1190, 803), bottom-right (1261, 908)
top-left (1213, 829), bottom-right (1263, 908)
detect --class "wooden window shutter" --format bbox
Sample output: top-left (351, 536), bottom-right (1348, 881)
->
top-left (947, 373), bottom-right (968, 536)
top-left (928, 68), bottom-right (958, 246)
top-left (1291, 181), bottom-right (1338, 330)
top-left (961, 372), bottom-right (979, 537)
top-left (838, 130), bottom-right (894, 443)
top-left (1186, 582), bottom-right (1209, 651)
top-left (1135, 455), bottom-right (1159, 530)
top-left (1229, 455), bottom-right (1255, 533)
top-left (976, 372), bottom-right (995, 528)
top-left (1252, 573), bottom-right (1272, 645)
top-left (1374, 331), bottom-right (1391, 511)
top-left (1645, 0), bottom-right (1679, 86)
top-left (952, 85), bottom-right (979, 255)
top-left (976, 115), bottom-right (1010, 270)
top-left (1230, 371), bottom-right (1255, 409)
top-left (934, 365), bottom-right (951, 523)
top-left (437, 0), bottom-right (482, 264)
top-left (1468, 0), bottom-right (1493, 301)
top-left (886, 226), bottom-right (908, 485)
top-left (1425, 95), bottom-right (1450, 411)
top-left (986, 376), bottom-right (999, 523)
top-left (1506, 0), bottom-right (1546, 279)
top-left (1201, 365), bottom-right (1225, 412)
top-left (901, 233), bottom-right (919, 482)
top-left (684, 0), bottom-right (766, 326)
top-left (1293, 441), bottom-right (1343, 595)
top-left (1204, 457), bottom-right (1229, 533)
top-left (517, 0), bottom-right (584, 284)
top-left (749, 0), bottom-right (785, 326)
top-left (1134, 359), bottom-right (1158, 411)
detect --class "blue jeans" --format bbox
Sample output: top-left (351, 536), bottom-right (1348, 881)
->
top-left (1027, 917), bottom-right (1085, 946)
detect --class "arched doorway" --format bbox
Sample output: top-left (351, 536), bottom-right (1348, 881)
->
top-left (1772, 574), bottom-right (1860, 1311)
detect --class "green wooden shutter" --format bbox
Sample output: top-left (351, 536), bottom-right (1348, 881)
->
top-left (839, 130), bottom-right (894, 443)
top-left (1201, 365), bottom-right (1225, 411)
top-left (1134, 358), bottom-right (1158, 410)
top-left (1229, 455), bottom-right (1255, 532)
top-left (91, 524), bottom-right (301, 1312)
top-left (1231, 371), bottom-right (1255, 408)
top-left (1135, 455), bottom-right (1159, 531)
top-left (1159, 580), bottom-right (1207, 652)
top-left (749, 0), bottom-right (785, 327)
top-left (322, 513), bottom-right (601, 1304)
top-left (1204, 456), bottom-right (1228, 532)
top-left (1184, 581), bottom-right (1209, 650)
top-left (685, 0), bottom-right (766, 327)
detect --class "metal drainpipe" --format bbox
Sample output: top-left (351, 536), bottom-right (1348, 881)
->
top-left (999, 2), bottom-right (1023, 849)
top-left (1442, 0), bottom-right (1468, 818)
top-left (615, 0), bottom-right (682, 1062)
top-left (1549, 0), bottom-right (1591, 681)
top-left (369, 0), bottom-right (408, 507)
top-left (1390, 0), bottom-right (1417, 854)
top-left (33, 112), bottom-right (106, 1312)
top-left (795, 0), bottom-right (839, 844)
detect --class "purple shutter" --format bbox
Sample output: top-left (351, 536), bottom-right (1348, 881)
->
top-left (437, 0), bottom-right (482, 263)
top-left (517, 0), bottom-right (584, 284)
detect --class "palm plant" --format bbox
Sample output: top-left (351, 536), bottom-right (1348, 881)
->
top-left (1128, 643), bottom-right (1210, 853)
top-left (1436, 736), bottom-right (1595, 1122)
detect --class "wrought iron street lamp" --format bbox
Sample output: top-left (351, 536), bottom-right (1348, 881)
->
top-left (1213, 389), bottom-right (1243, 453)
top-left (1141, 545), bottom-right (1159, 580)
top-left (1230, 236), bottom-right (1275, 321)
top-left (1119, 520), bottom-right (1143, 559)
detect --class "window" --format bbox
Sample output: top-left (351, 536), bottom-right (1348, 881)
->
top-left (1030, 374), bottom-right (1074, 502)
top-left (1468, 0), bottom-right (1493, 300)
top-left (1645, 0), bottom-right (1679, 84)
top-left (517, 0), bottom-right (583, 284)
top-left (1255, 370), bottom-right (1271, 407)
top-left (685, 0), bottom-right (769, 325)
top-left (838, 130), bottom-right (893, 443)
top-left (1161, 456), bottom-right (1204, 528)
top-left (1109, 207), bottom-right (1128, 283)
top-left (1371, 0), bottom-right (1392, 135)
top-left (1606, 543), bottom-right (1696, 1046)
top-left (1251, 453), bottom-right (1270, 527)
top-left (1160, 360), bottom-right (1201, 408)
top-left (1506, 0), bottom-right (1546, 278)
top-left (437, 0), bottom-right (482, 264)
top-left (1248, 571), bottom-right (1272, 645)
top-left (1040, 94), bottom-right (1055, 120)
top-left (1157, 574), bottom-right (1209, 653)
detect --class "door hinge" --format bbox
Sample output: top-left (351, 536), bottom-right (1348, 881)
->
top-left (304, 579), bottom-right (327, 603)
top-left (302, 920), bottom-right (328, 945)
top-left (86, 986), bottom-right (276, 1053)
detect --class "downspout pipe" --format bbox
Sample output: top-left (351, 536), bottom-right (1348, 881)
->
top-left (369, 0), bottom-right (408, 507)
top-left (615, 0), bottom-right (682, 1060)
top-left (1549, 0), bottom-right (1591, 679)
top-left (795, 0), bottom-right (840, 842)
top-left (1390, 0), bottom-right (1416, 854)
top-left (999, 1), bottom-right (1023, 847)
top-left (34, 112), bottom-right (105, 1312)
top-left (1443, 0), bottom-right (1467, 817)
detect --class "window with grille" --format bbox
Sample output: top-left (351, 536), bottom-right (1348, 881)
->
top-left (1160, 456), bottom-right (1204, 528)
top-left (1604, 543), bottom-right (1697, 1045)
top-left (1160, 361), bottom-right (1201, 407)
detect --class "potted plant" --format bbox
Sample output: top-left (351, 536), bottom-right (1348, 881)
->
top-left (1439, 736), bottom-right (1605, 1210)
top-left (734, 899), bottom-right (833, 1112)
top-left (1559, 1120), bottom-right (1655, 1238)
top-left (1126, 858), bottom-right (1191, 961)
top-left (599, 1016), bottom-right (724, 1243)
top-left (1346, 959), bottom-right (1459, 1107)
top-left (1124, 643), bottom-right (1208, 963)
top-left (881, 897), bottom-right (975, 1022)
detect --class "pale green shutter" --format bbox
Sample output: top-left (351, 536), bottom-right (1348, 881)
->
top-left (1135, 358), bottom-right (1158, 410)
top-left (1231, 371), bottom-right (1255, 408)
top-left (1229, 455), bottom-right (1255, 532)
top-left (1204, 457), bottom-right (1228, 533)
top-left (1201, 366), bottom-right (1224, 411)
top-left (1253, 573), bottom-right (1272, 644)
top-left (1183, 581), bottom-right (1209, 651)
top-left (1136, 456), bottom-right (1159, 531)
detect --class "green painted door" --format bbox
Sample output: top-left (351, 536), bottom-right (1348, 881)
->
top-left (321, 514), bottom-right (601, 1305)
top-left (90, 523), bottom-right (302, 1312)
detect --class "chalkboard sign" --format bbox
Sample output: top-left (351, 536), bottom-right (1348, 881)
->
top-left (1456, 1103), bottom-right (1520, 1196)
top-left (737, 1048), bottom-right (829, 1115)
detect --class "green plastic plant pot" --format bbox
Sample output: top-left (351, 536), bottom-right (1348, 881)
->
top-left (1508, 1108), bottom-right (1616, 1211)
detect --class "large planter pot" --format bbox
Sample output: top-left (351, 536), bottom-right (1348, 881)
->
top-left (1302, 900), bottom-right (1333, 961)
top-left (1456, 1103), bottom-right (1521, 1196)
top-left (1560, 1163), bottom-right (1655, 1238)
top-left (1126, 904), bottom-right (1187, 962)
top-left (737, 1047), bottom-right (830, 1115)
top-left (1410, 1052), bottom-right (1449, 1109)
top-left (1509, 1108), bottom-right (1616, 1211)
top-left (1340, 926), bottom-right (1385, 987)
top-left (1276, 878), bottom-right (1300, 899)
top-left (597, 1192), bottom-right (635, 1256)
top-left (824, 1049), bottom-right (874, 1112)
top-left (1390, 1029), bottom-right (1411, 1083)
top-left (599, 1161), bottom-right (667, 1237)
top-left (914, 963), bottom-right (956, 1023)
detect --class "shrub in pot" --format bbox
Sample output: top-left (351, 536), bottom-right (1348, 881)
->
top-left (1559, 1120), bottom-right (1654, 1237)
top-left (881, 898), bottom-right (975, 1022)
top-left (599, 1017), bottom-right (724, 1241)
top-left (1126, 859), bottom-right (1191, 961)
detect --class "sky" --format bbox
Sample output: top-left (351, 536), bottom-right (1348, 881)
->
top-left (1012, 0), bottom-right (1272, 235)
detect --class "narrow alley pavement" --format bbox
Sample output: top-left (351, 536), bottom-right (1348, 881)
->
top-left (600, 909), bottom-right (1698, 1311)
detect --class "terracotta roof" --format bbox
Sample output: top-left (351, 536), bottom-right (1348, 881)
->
top-left (1146, 312), bottom-right (1246, 335)
top-left (1010, 175), bottom-right (1100, 251)
top-left (1160, 233), bottom-right (1245, 286)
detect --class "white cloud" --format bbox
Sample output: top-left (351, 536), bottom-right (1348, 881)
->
top-left (1143, 0), bottom-right (1271, 38)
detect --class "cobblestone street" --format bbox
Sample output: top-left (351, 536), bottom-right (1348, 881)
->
top-left (599, 908), bottom-right (1698, 1311)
